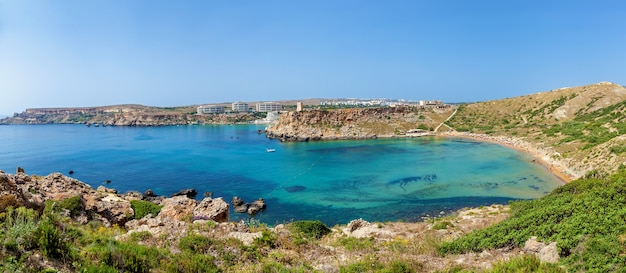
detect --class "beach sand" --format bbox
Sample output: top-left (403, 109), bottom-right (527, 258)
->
top-left (438, 132), bottom-right (578, 183)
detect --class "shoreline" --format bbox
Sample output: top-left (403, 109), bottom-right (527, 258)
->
top-left (438, 132), bottom-right (578, 183)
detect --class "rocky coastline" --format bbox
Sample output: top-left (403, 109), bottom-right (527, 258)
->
top-left (0, 168), bottom-right (563, 271)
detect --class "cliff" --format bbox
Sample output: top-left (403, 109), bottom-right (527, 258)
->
top-left (266, 105), bottom-right (455, 141)
top-left (0, 104), bottom-right (264, 126)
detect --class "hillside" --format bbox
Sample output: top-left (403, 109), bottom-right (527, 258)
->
top-left (446, 82), bottom-right (626, 177)
top-left (266, 105), bottom-right (454, 141)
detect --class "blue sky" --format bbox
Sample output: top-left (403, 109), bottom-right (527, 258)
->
top-left (1, 1), bottom-right (624, 115)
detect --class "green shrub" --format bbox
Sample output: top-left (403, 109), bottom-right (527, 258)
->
top-left (254, 230), bottom-right (277, 249)
top-left (487, 255), bottom-right (564, 273)
top-left (3, 206), bottom-right (39, 252)
top-left (164, 252), bottom-right (219, 273)
top-left (130, 200), bottom-right (163, 219)
top-left (432, 221), bottom-right (453, 230)
top-left (438, 170), bottom-right (626, 270)
top-left (37, 217), bottom-right (64, 259)
top-left (288, 220), bottom-right (331, 240)
top-left (178, 234), bottom-right (214, 254)
top-left (57, 195), bottom-right (84, 217)
top-left (336, 236), bottom-right (374, 251)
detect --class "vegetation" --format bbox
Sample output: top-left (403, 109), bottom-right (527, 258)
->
top-left (439, 169), bottom-right (626, 271)
top-left (130, 200), bottom-right (163, 219)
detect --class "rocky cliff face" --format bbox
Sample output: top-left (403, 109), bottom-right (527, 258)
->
top-left (266, 106), bottom-right (454, 141)
top-left (0, 169), bottom-right (229, 227)
top-left (0, 105), bottom-right (261, 126)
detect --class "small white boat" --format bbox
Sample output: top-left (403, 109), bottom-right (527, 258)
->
top-left (266, 148), bottom-right (276, 153)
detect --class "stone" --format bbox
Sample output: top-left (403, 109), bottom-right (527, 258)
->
top-left (251, 198), bottom-right (266, 209)
top-left (234, 203), bottom-right (249, 213)
top-left (247, 205), bottom-right (260, 215)
top-left (539, 242), bottom-right (559, 263)
top-left (144, 189), bottom-right (157, 198)
top-left (231, 196), bottom-right (244, 206)
top-left (123, 191), bottom-right (143, 201)
top-left (524, 236), bottom-right (560, 263)
top-left (157, 195), bottom-right (198, 221)
top-left (170, 188), bottom-right (197, 199)
top-left (193, 197), bottom-right (229, 222)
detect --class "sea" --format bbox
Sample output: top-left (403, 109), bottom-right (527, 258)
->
top-left (0, 124), bottom-right (564, 226)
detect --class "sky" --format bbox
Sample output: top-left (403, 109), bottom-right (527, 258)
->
top-left (1, 1), bottom-right (625, 115)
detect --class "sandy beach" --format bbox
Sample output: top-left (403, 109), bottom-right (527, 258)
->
top-left (438, 132), bottom-right (578, 183)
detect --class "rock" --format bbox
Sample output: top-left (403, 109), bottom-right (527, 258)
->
top-left (347, 218), bottom-right (368, 232)
top-left (84, 193), bottom-right (133, 226)
top-left (523, 236), bottom-right (544, 253)
top-left (123, 191), bottom-right (143, 201)
top-left (170, 188), bottom-right (197, 199)
top-left (234, 203), bottom-right (249, 213)
top-left (193, 197), bottom-right (229, 222)
top-left (232, 196), bottom-right (244, 206)
top-left (523, 236), bottom-right (559, 263)
top-left (16, 166), bottom-right (24, 173)
top-left (539, 242), bottom-right (559, 263)
top-left (157, 195), bottom-right (198, 221)
top-left (251, 198), bottom-right (266, 209)
top-left (144, 189), bottom-right (157, 198)
top-left (228, 231), bottom-right (262, 246)
top-left (247, 205), bottom-right (260, 215)
top-left (204, 192), bottom-right (213, 198)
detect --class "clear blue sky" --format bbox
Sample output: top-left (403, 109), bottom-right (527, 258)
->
top-left (1, 0), bottom-right (624, 115)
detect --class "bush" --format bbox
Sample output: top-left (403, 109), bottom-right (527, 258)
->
top-left (178, 234), bottom-right (214, 254)
top-left (57, 195), bottom-right (84, 217)
top-left (487, 255), bottom-right (564, 273)
top-left (37, 217), bottom-right (64, 259)
top-left (130, 200), bottom-right (163, 219)
top-left (288, 220), bottom-right (331, 240)
top-left (438, 170), bottom-right (626, 270)
top-left (3, 206), bottom-right (39, 252)
top-left (432, 221), bottom-right (454, 230)
top-left (164, 252), bottom-right (219, 273)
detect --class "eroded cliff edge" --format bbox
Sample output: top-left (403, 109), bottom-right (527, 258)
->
top-left (265, 105), bottom-right (455, 141)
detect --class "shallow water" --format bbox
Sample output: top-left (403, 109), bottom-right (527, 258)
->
top-left (0, 124), bottom-right (563, 226)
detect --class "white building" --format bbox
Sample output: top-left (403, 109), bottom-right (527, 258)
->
top-left (256, 102), bottom-right (283, 112)
top-left (197, 105), bottom-right (224, 114)
top-left (232, 102), bottom-right (249, 112)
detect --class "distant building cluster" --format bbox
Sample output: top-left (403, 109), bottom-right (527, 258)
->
top-left (320, 99), bottom-right (446, 108)
top-left (196, 102), bottom-right (284, 115)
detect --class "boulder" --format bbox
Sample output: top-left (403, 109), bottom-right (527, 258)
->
top-left (123, 191), bottom-right (143, 201)
top-left (144, 189), bottom-right (157, 198)
top-left (170, 188), bottom-right (197, 199)
top-left (84, 193), bottom-right (133, 226)
top-left (157, 195), bottom-right (198, 221)
top-left (192, 197), bottom-right (229, 222)
top-left (523, 236), bottom-right (559, 263)
top-left (232, 196), bottom-right (244, 206)
top-left (251, 198), bottom-right (266, 209)
top-left (234, 203), bottom-right (249, 213)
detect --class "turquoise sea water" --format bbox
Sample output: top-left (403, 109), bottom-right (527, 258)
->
top-left (0, 124), bottom-right (564, 226)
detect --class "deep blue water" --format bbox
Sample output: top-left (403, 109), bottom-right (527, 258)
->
top-left (0, 124), bottom-right (564, 226)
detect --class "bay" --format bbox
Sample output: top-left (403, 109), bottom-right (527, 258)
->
top-left (0, 124), bottom-right (563, 226)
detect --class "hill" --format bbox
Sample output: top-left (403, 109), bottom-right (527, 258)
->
top-left (445, 81), bottom-right (626, 177)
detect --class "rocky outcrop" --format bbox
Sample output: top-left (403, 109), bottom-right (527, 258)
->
top-left (266, 106), bottom-right (450, 141)
top-left (231, 196), bottom-right (266, 215)
top-left (523, 236), bottom-right (559, 263)
top-left (0, 170), bottom-right (230, 228)
top-left (0, 104), bottom-right (261, 126)
top-left (194, 197), bottom-right (229, 222)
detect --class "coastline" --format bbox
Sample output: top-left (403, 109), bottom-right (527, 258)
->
top-left (438, 132), bottom-right (578, 183)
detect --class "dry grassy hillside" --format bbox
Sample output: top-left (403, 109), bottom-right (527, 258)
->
top-left (446, 82), bottom-right (626, 177)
